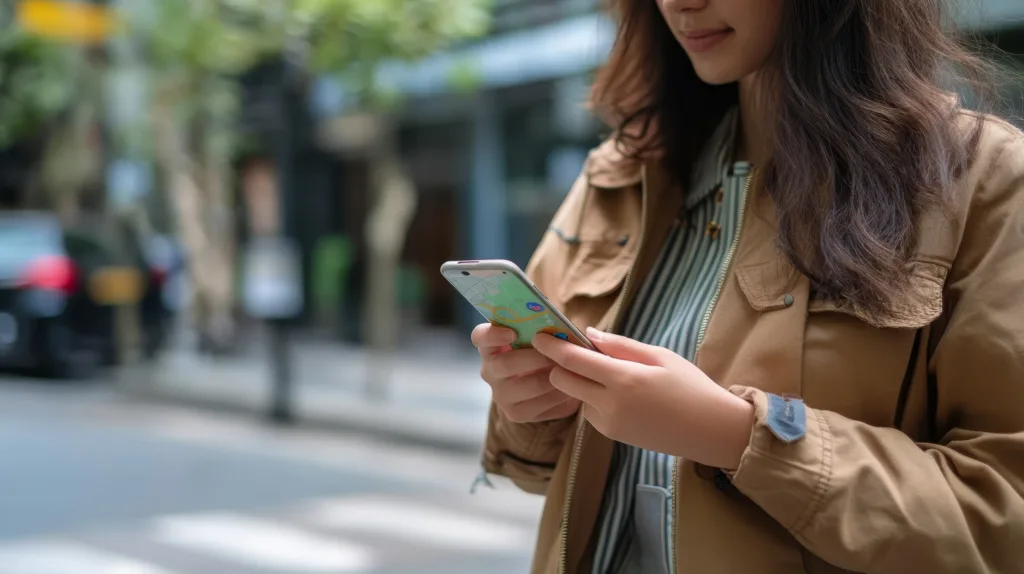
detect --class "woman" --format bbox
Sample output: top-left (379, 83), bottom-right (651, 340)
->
top-left (473, 0), bottom-right (1024, 573)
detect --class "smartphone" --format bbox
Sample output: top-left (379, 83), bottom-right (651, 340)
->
top-left (440, 259), bottom-right (595, 350)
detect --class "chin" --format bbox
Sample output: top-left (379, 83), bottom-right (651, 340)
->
top-left (692, 65), bottom-right (744, 86)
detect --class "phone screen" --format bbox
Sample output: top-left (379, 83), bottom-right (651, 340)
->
top-left (446, 269), bottom-right (589, 349)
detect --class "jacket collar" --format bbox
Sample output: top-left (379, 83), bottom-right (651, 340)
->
top-left (583, 138), bottom-right (645, 189)
top-left (583, 107), bottom-right (743, 199)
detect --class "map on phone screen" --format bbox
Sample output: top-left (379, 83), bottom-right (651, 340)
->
top-left (447, 270), bottom-right (587, 349)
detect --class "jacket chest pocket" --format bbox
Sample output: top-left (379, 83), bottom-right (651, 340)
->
top-left (553, 237), bottom-right (636, 330)
top-left (545, 185), bottom-right (641, 328)
top-left (800, 260), bottom-right (948, 426)
top-left (734, 258), bottom-right (948, 427)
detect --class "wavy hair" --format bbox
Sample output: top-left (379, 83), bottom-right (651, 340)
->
top-left (590, 0), bottom-right (1002, 313)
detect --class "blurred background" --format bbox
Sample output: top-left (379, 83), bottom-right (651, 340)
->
top-left (0, 1), bottom-right (1021, 573)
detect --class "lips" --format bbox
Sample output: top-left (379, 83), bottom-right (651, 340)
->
top-left (679, 28), bottom-right (733, 53)
top-left (683, 28), bottom-right (730, 40)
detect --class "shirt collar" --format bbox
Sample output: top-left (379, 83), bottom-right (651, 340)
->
top-left (685, 107), bottom-right (745, 209)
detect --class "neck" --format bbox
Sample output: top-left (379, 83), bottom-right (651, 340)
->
top-left (737, 74), bottom-right (771, 167)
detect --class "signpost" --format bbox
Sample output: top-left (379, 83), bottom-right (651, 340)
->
top-left (238, 56), bottom-right (308, 424)
top-left (241, 236), bottom-right (304, 423)
top-left (241, 238), bottom-right (304, 321)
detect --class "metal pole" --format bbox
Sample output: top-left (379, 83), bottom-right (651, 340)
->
top-left (268, 56), bottom-right (297, 424)
top-left (268, 314), bottom-right (293, 422)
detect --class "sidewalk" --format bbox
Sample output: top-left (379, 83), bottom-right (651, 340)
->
top-left (117, 331), bottom-right (492, 453)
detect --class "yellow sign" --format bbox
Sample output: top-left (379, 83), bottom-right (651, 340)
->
top-left (89, 267), bottom-right (143, 305)
top-left (16, 0), bottom-right (118, 44)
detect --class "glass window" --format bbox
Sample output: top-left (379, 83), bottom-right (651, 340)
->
top-left (0, 217), bottom-right (63, 275)
top-left (500, 78), bottom-right (602, 267)
top-left (64, 232), bottom-right (114, 268)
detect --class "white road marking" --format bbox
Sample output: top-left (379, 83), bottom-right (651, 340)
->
top-left (141, 413), bottom-right (265, 444)
top-left (151, 513), bottom-right (375, 572)
top-left (140, 409), bottom-right (485, 492)
top-left (0, 540), bottom-right (173, 574)
top-left (304, 495), bottom-right (534, 553)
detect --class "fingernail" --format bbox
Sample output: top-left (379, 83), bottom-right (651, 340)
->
top-left (586, 327), bottom-right (604, 341)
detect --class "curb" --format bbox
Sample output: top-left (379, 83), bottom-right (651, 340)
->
top-left (115, 369), bottom-right (488, 455)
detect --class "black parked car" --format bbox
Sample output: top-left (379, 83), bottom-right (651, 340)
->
top-left (0, 212), bottom-right (164, 378)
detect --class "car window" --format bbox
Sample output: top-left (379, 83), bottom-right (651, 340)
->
top-left (0, 218), bottom-right (64, 275)
top-left (63, 233), bottom-right (114, 268)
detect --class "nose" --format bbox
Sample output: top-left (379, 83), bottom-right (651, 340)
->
top-left (660, 0), bottom-right (709, 12)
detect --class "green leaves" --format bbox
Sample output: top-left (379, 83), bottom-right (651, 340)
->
top-left (111, 0), bottom-right (493, 178)
top-left (0, 0), bottom-right (492, 185)
top-left (0, 26), bottom-right (77, 148)
top-left (138, 0), bottom-right (277, 75)
top-left (123, 0), bottom-right (492, 100)
top-left (310, 0), bottom-right (491, 66)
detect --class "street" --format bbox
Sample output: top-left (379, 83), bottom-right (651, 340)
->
top-left (0, 375), bottom-right (541, 574)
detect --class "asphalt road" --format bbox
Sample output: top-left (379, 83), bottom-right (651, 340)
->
top-left (0, 375), bottom-right (542, 574)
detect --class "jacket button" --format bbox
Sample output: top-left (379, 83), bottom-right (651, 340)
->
top-left (783, 294), bottom-right (795, 307)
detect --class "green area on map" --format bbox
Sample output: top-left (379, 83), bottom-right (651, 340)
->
top-left (448, 271), bottom-right (582, 348)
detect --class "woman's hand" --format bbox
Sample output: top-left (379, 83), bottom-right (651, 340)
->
top-left (472, 323), bottom-right (582, 423)
top-left (533, 328), bottom-right (754, 470)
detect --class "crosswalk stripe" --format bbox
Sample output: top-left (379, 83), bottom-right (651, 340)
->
top-left (151, 513), bottom-right (375, 572)
top-left (303, 495), bottom-right (534, 553)
top-left (0, 540), bottom-right (174, 574)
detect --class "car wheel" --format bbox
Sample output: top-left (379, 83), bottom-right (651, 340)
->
top-left (39, 320), bottom-right (91, 380)
top-left (100, 337), bottom-right (119, 367)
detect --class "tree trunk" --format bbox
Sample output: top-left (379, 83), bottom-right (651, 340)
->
top-left (363, 147), bottom-right (418, 399)
top-left (152, 91), bottom-right (236, 353)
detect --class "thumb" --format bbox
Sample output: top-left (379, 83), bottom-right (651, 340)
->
top-left (586, 327), bottom-right (665, 366)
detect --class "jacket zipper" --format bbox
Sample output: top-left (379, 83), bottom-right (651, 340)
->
top-left (695, 169), bottom-right (754, 351)
top-left (557, 414), bottom-right (588, 574)
top-left (672, 169), bottom-right (754, 574)
top-left (558, 165), bottom-right (649, 574)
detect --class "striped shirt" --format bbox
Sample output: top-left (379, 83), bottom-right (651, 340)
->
top-left (590, 108), bottom-right (751, 574)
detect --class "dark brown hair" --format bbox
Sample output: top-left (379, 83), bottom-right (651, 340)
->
top-left (591, 0), bottom-right (1001, 314)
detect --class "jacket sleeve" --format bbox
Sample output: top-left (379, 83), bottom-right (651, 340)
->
top-left (728, 129), bottom-right (1024, 572)
top-left (480, 173), bottom-right (590, 495)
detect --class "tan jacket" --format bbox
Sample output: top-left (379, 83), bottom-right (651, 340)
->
top-left (482, 114), bottom-right (1024, 574)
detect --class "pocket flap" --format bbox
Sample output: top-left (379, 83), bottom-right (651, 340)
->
top-left (560, 238), bottom-right (634, 300)
top-left (736, 259), bottom-right (803, 312)
top-left (737, 257), bottom-right (949, 329)
top-left (807, 260), bottom-right (948, 329)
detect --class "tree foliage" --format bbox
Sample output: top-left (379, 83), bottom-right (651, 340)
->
top-left (0, 20), bottom-right (78, 149)
top-left (116, 0), bottom-right (493, 165)
top-left (130, 0), bottom-right (492, 96)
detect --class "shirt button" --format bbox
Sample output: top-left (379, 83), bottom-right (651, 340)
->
top-left (783, 294), bottom-right (795, 307)
top-left (704, 221), bottom-right (722, 240)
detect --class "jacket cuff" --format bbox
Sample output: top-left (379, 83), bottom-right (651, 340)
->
top-left (482, 401), bottom-right (572, 491)
top-left (726, 386), bottom-right (835, 535)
